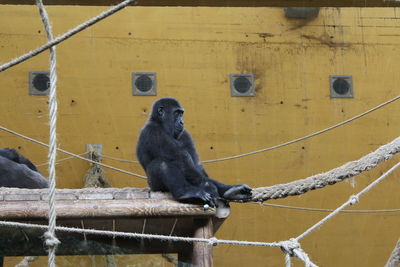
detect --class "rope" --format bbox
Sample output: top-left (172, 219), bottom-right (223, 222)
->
top-left (255, 202), bottom-right (400, 213)
top-left (0, 219), bottom-right (318, 266)
top-left (0, 0), bottom-right (137, 73)
top-left (385, 238), bottom-right (400, 267)
top-left (36, 152), bottom-right (89, 167)
top-left (251, 136), bottom-right (400, 202)
top-left (0, 125), bottom-right (147, 179)
top-left (0, 220), bottom-right (281, 247)
top-left (296, 161), bottom-right (400, 241)
top-left (35, 1), bottom-right (60, 265)
top-left (202, 95), bottom-right (400, 163)
top-left (101, 154), bottom-right (139, 164)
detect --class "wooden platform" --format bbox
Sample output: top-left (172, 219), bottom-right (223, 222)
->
top-left (0, 188), bottom-right (229, 266)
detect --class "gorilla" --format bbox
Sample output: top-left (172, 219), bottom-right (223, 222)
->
top-left (136, 97), bottom-right (252, 207)
top-left (0, 148), bottom-right (48, 189)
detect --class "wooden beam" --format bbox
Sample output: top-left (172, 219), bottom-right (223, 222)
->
top-left (0, 188), bottom-right (217, 219)
top-left (1, 0), bottom-right (400, 7)
top-left (178, 218), bottom-right (213, 266)
top-left (0, 199), bottom-right (215, 219)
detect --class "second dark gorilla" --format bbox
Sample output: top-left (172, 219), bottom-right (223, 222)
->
top-left (0, 148), bottom-right (48, 189)
top-left (136, 97), bottom-right (251, 207)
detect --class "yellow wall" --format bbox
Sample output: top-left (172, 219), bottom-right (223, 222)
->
top-left (0, 6), bottom-right (399, 267)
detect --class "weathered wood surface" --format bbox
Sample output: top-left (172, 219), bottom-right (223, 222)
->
top-left (0, 187), bottom-right (217, 219)
top-left (0, 188), bottom-right (226, 261)
top-left (1, 0), bottom-right (400, 7)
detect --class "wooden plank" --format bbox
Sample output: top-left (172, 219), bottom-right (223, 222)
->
top-left (0, 199), bottom-right (216, 219)
top-left (1, 0), bottom-right (400, 7)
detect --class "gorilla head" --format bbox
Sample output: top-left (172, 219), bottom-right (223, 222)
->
top-left (150, 97), bottom-right (184, 139)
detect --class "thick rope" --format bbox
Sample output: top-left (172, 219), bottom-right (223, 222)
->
top-left (255, 202), bottom-right (400, 213)
top-left (0, 125), bottom-right (146, 179)
top-left (0, 0), bottom-right (136, 73)
top-left (35, 1), bottom-right (60, 266)
top-left (203, 96), bottom-right (399, 163)
top-left (251, 136), bottom-right (400, 202)
top-left (385, 238), bottom-right (400, 267)
top-left (296, 161), bottom-right (400, 241)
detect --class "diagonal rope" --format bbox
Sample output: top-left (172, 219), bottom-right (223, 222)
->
top-left (202, 95), bottom-right (400, 163)
top-left (35, 1), bottom-right (60, 266)
top-left (296, 161), bottom-right (400, 241)
top-left (0, 0), bottom-right (136, 73)
top-left (254, 202), bottom-right (400, 213)
top-left (36, 152), bottom-right (89, 167)
top-left (385, 238), bottom-right (400, 267)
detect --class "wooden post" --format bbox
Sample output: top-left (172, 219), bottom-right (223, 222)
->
top-left (178, 218), bottom-right (213, 267)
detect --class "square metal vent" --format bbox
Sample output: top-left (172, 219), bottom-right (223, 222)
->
top-left (230, 74), bottom-right (255, 97)
top-left (29, 71), bottom-right (50, 95)
top-left (329, 75), bottom-right (354, 98)
top-left (132, 72), bottom-right (157, 96)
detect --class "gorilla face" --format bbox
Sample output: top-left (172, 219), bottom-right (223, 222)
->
top-left (173, 108), bottom-right (184, 139)
top-left (150, 97), bottom-right (185, 139)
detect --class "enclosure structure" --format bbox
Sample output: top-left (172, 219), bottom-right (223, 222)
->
top-left (0, 1), bottom-right (400, 266)
top-left (0, 187), bottom-right (228, 266)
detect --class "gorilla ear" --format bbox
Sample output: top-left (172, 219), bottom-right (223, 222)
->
top-left (157, 107), bottom-right (164, 117)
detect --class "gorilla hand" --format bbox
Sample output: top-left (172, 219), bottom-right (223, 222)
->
top-left (223, 184), bottom-right (252, 201)
top-left (179, 190), bottom-right (217, 207)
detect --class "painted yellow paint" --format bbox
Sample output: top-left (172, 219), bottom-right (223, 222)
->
top-left (0, 5), bottom-right (399, 267)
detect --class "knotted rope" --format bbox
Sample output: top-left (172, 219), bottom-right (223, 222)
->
top-left (35, 1), bottom-right (60, 265)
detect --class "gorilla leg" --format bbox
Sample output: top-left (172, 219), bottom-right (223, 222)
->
top-left (146, 160), bottom-right (216, 206)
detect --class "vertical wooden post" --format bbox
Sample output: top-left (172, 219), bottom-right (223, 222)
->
top-left (178, 218), bottom-right (213, 267)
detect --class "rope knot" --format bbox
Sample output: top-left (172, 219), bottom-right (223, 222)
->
top-left (44, 231), bottom-right (60, 249)
top-left (349, 195), bottom-right (359, 205)
top-left (208, 237), bottom-right (218, 246)
top-left (279, 238), bottom-right (300, 257)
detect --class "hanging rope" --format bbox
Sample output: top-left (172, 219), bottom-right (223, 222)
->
top-left (251, 136), bottom-right (400, 202)
top-left (35, 1), bottom-right (60, 266)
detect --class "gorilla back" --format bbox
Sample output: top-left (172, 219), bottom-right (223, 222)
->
top-left (136, 97), bottom-right (251, 207)
top-left (0, 149), bottom-right (48, 189)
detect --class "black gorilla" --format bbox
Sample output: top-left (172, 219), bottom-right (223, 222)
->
top-left (136, 97), bottom-right (252, 207)
top-left (0, 148), bottom-right (48, 189)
